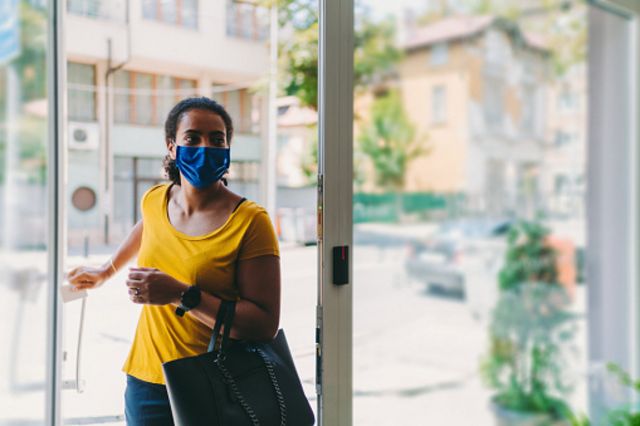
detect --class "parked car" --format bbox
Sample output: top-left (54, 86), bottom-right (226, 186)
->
top-left (404, 218), bottom-right (513, 300)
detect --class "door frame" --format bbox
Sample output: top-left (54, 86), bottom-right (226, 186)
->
top-left (46, 0), bottom-right (66, 424)
top-left (587, 0), bottom-right (640, 419)
top-left (317, 0), bottom-right (354, 425)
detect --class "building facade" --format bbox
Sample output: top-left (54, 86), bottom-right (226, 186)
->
top-left (65, 0), bottom-right (270, 247)
top-left (398, 15), bottom-right (551, 217)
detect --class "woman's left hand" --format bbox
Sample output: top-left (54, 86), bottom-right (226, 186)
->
top-left (126, 267), bottom-right (186, 305)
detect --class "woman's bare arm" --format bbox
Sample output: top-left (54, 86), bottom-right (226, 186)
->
top-left (192, 254), bottom-right (280, 341)
top-left (68, 220), bottom-right (144, 290)
top-left (140, 254), bottom-right (281, 341)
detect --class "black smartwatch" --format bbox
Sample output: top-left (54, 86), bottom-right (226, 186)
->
top-left (175, 285), bottom-right (201, 317)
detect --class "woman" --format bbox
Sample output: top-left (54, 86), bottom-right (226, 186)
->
top-left (67, 97), bottom-right (281, 425)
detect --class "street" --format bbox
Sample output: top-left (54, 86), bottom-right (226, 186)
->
top-left (0, 242), bottom-right (587, 425)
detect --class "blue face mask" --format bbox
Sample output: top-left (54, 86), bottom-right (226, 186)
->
top-left (175, 145), bottom-right (230, 189)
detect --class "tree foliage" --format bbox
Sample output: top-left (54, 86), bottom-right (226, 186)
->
top-left (357, 90), bottom-right (427, 191)
top-left (268, 0), bottom-right (401, 110)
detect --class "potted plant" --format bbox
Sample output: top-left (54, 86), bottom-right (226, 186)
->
top-left (570, 364), bottom-right (640, 425)
top-left (481, 221), bottom-right (578, 425)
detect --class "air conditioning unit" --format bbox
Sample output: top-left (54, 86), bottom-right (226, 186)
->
top-left (68, 122), bottom-right (99, 150)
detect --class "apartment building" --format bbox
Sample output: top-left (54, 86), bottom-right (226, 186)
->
top-left (542, 63), bottom-right (587, 218)
top-left (398, 15), bottom-right (551, 217)
top-left (65, 0), bottom-right (270, 245)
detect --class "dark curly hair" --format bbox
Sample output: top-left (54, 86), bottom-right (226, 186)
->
top-left (163, 97), bottom-right (234, 186)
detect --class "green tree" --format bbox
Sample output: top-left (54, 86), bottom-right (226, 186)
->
top-left (357, 90), bottom-right (428, 206)
top-left (0, 2), bottom-right (48, 185)
top-left (267, 0), bottom-right (401, 110)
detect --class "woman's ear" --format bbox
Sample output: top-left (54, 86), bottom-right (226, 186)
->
top-left (166, 139), bottom-right (176, 160)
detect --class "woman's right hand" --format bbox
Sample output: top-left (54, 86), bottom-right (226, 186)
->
top-left (67, 264), bottom-right (112, 291)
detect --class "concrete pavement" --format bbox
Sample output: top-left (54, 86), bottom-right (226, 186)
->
top-left (0, 243), bottom-right (588, 425)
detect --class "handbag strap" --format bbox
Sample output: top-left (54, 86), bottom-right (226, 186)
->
top-left (207, 300), bottom-right (236, 356)
top-left (219, 300), bottom-right (236, 355)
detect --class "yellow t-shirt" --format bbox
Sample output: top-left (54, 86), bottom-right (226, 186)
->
top-left (122, 183), bottom-right (280, 384)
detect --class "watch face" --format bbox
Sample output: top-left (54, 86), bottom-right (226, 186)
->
top-left (182, 286), bottom-right (201, 308)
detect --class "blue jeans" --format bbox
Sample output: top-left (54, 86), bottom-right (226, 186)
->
top-left (124, 374), bottom-right (174, 426)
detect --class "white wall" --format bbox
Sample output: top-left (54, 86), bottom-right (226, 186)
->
top-left (65, 0), bottom-right (268, 82)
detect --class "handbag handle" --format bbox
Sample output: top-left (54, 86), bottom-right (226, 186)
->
top-left (207, 300), bottom-right (237, 357)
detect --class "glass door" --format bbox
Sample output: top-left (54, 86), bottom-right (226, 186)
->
top-left (0, 0), bottom-right (55, 424)
top-left (59, 0), bottom-right (320, 423)
top-left (345, 0), bottom-right (640, 424)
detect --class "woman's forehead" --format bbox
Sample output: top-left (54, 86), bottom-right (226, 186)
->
top-left (178, 109), bottom-right (226, 133)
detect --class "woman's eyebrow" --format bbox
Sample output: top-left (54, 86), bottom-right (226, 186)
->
top-left (209, 130), bottom-right (225, 137)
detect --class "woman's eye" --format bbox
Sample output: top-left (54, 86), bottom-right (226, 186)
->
top-left (211, 137), bottom-right (226, 146)
top-left (185, 135), bottom-right (199, 144)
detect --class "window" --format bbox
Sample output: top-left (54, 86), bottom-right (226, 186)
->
top-left (114, 71), bottom-right (197, 126)
top-left (554, 174), bottom-right (570, 194)
top-left (430, 43), bottom-right (448, 66)
top-left (230, 161), bottom-right (260, 183)
top-left (142, 0), bottom-right (199, 29)
top-left (215, 87), bottom-right (256, 134)
top-left (157, 75), bottom-right (175, 123)
top-left (484, 76), bottom-right (504, 128)
top-left (68, 62), bottom-right (96, 121)
top-left (67, 0), bottom-right (126, 22)
top-left (226, 0), bottom-right (268, 41)
top-left (558, 90), bottom-right (578, 112)
top-left (114, 71), bottom-right (131, 124)
top-left (135, 73), bottom-right (154, 126)
top-left (485, 30), bottom-right (510, 67)
top-left (431, 85), bottom-right (447, 124)
top-left (522, 84), bottom-right (537, 133)
top-left (554, 130), bottom-right (576, 147)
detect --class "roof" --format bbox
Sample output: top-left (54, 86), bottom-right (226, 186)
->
top-left (404, 15), bottom-right (494, 50)
top-left (404, 15), bottom-right (548, 53)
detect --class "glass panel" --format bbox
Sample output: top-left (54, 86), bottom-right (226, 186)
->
top-left (226, 0), bottom-right (268, 40)
top-left (0, 0), bottom-right (50, 423)
top-left (182, 0), bottom-right (198, 29)
top-left (142, 0), bottom-right (157, 20)
top-left (353, 2), bottom-right (590, 424)
top-left (62, 1), bottom-right (313, 423)
top-left (222, 89), bottom-right (241, 128)
top-left (161, 0), bottom-right (177, 25)
top-left (67, 0), bottom-right (126, 22)
top-left (68, 62), bottom-right (96, 121)
top-left (113, 70), bottom-right (130, 124)
top-left (135, 73), bottom-right (153, 125)
top-left (177, 78), bottom-right (196, 101)
top-left (157, 75), bottom-right (175, 124)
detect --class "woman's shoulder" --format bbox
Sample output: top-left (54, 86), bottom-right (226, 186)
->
top-left (235, 198), bottom-right (270, 222)
top-left (141, 183), bottom-right (170, 212)
top-left (234, 199), bottom-right (280, 259)
top-left (144, 182), bottom-right (170, 198)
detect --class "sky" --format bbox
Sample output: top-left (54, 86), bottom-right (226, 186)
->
top-left (364, 0), bottom-right (425, 20)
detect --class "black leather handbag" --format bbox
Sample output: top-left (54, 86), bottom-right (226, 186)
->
top-left (162, 300), bottom-right (315, 426)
